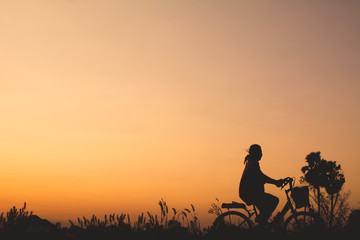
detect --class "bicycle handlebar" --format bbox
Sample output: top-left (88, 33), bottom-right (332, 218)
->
top-left (280, 177), bottom-right (294, 189)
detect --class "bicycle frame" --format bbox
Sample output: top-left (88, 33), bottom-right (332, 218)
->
top-left (230, 178), bottom-right (300, 224)
top-left (273, 178), bottom-right (299, 222)
top-left (215, 178), bottom-right (314, 231)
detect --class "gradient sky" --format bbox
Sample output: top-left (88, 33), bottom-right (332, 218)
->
top-left (1, 0), bottom-right (360, 226)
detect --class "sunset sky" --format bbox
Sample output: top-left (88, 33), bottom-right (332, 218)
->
top-left (1, 0), bottom-right (359, 226)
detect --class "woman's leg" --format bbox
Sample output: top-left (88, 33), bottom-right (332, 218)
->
top-left (254, 193), bottom-right (279, 224)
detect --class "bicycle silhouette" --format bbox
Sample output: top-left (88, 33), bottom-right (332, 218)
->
top-left (213, 177), bottom-right (319, 232)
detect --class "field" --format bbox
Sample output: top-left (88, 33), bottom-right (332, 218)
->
top-left (1, 201), bottom-right (359, 240)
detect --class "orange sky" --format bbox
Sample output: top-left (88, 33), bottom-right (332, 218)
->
top-left (1, 0), bottom-right (360, 227)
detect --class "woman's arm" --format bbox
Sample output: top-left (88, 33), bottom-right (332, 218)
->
top-left (262, 173), bottom-right (277, 184)
top-left (262, 172), bottom-right (283, 187)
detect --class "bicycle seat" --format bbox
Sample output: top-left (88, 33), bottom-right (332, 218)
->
top-left (221, 201), bottom-right (247, 210)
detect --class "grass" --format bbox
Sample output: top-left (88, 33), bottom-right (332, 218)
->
top-left (0, 200), bottom-right (359, 240)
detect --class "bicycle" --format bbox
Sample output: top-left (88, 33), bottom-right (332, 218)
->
top-left (213, 177), bottom-right (318, 232)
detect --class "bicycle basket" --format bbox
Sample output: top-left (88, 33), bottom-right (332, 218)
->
top-left (290, 186), bottom-right (310, 208)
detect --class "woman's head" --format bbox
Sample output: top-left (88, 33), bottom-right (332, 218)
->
top-left (244, 144), bottom-right (262, 164)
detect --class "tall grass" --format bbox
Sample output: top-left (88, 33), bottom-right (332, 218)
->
top-left (0, 202), bottom-right (32, 230)
top-left (207, 198), bottom-right (223, 217)
top-left (0, 200), bottom-right (359, 240)
top-left (67, 198), bottom-right (200, 234)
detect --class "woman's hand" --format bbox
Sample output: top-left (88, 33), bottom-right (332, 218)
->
top-left (275, 179), bottom-right (285, 188)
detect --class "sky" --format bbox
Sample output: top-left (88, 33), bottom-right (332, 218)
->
top-left (1, 0), bottom-right (360, 227)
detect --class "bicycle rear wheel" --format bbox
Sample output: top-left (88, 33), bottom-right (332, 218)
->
top-left (283, 211), bottom-right (317, 232)
top-left (213, 211), bottom-right (253, 230)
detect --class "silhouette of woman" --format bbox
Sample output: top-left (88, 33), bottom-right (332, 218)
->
top-left (239, 144), bottom-right (284, 225)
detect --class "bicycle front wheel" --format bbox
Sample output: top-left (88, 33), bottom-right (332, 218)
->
top-left (283, 211), bottom-right (317, 232)
top-left (213, 211), bottom-right (253, 230)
